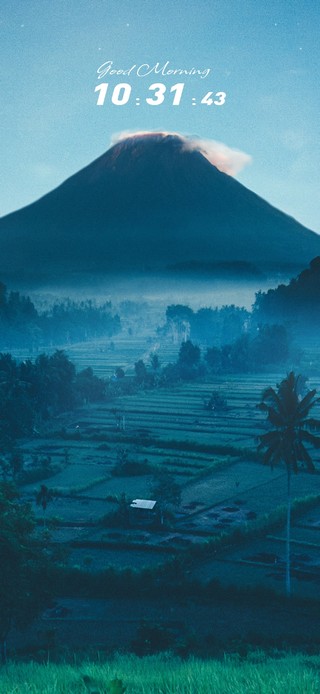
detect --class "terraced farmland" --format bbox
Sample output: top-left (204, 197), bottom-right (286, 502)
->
top-left (14, 367), bottom-right (320, 598)
top-left (193, 509), bottom-right (320, 600)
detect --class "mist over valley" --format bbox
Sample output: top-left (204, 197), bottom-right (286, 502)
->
top-left (2, 133), bottom-right (320, 663)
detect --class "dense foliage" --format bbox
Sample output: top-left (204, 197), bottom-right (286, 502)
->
top-left (205, 324), bottom-right (291, 373)
top-left (0, 350), bottom-right (106, 442)
top-left (162, 303), bottom-right (249, 345)
top-left (159, 325), bottom-right (292, 385)
top-left (39, 298), bottom-right (121, 344)
top-left (0, 282), bottom-right (121, 348)
top-left (0, 482), bottom-right (51, 661)
top-left (253, 257), bottom-right (320, 326)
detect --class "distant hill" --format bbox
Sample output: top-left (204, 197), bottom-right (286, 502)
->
top-left (0, 132), bottom-right (319, 283)
top-left (253, 257), bottom-right (320, 325)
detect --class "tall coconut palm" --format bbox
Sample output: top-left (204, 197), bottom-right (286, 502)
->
top-left (258, 372), bottom-right (320, 596)
top-left (36, 484), bottom-right (53, 528)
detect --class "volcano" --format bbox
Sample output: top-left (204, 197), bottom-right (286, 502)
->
top-left (0, 132), bottom-right (319, 283)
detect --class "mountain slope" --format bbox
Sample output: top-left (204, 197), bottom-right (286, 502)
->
top-left (0, 132), bottom-right (319, 281)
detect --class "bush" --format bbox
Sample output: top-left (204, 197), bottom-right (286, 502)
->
top-left (17, 464), bottom-right (63, 485)
top-left (112, 460), bottom-right (153, 476)
top-left (131, 621), bottom-right (175, 655)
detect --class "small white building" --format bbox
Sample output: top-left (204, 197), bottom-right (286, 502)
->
top-left (130, 499), bottom-right (157, 523)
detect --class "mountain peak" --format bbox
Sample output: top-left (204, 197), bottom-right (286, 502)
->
top-left (0, 132), bottom-right (319, 283)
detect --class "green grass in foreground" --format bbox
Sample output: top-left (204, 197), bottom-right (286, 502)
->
top-left (1, 653), bottom-right (320, 693)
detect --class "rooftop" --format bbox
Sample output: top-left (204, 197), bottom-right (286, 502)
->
top-left (130, 499), bottom-right (157, 510)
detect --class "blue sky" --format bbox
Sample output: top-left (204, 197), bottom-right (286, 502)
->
top-left (1, 0), bottom-right (319, 231)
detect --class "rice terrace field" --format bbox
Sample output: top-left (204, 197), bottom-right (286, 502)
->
top-left (6, 312), bottom-right (320, 662)
top-left (0, 336), bottom-right (318, 656)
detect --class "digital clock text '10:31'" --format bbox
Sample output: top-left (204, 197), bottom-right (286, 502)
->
top-left (94, 83), bottom-right (226, 106)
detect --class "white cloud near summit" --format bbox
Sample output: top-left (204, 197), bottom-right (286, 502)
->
top-left (188, 137), bottom-right (252, 176)
top-left (111, 130), bottom-right (252, 176)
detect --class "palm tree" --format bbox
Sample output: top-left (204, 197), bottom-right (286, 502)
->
top-left (36, 484), bottom-right (53, 528)
top-left (258, 372), bottom-right (320, 596)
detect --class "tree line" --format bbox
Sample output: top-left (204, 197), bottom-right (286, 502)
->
top-left (162, 257), bottom-right (320, 349)
top-left (0, 282), bottom-right (121, 348)
top-left (0, 350), bottom-right (105, 443)
top-left (161, 303), bottom-right (249, 345)
top-left (131, 326), bottom-right (294, 390)
top-left (253, 257), bottom-right (320, 327)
